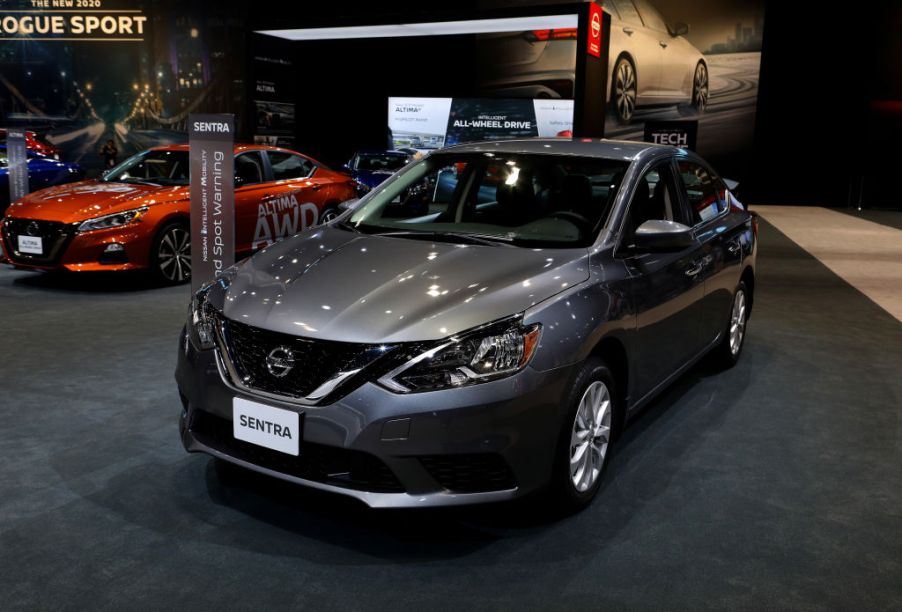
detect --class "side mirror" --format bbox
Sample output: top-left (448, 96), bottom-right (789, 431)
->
top-left (338, 198), bottom-right (360, 213)
top-left (670, 22), bottom-right (689, 37)
top-left (634, 219), bottom-right (694, 251)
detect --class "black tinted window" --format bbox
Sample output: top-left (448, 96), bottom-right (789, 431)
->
top-left (236, 152), bottom-right (265, 185)
top-left (268, 151), bottom-right (314, 181)
top-left (103, 149), bottom-right (189, 186)
top-left (678, 160), bottom-right (727, 224)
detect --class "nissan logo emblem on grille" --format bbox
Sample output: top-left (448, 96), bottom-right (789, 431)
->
top-left (26, 221), bottom-right (41, 237)
top-left (265, 346), bottom-right (296, 378)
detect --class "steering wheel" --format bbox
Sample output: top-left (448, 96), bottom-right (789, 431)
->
top-left (548, 211), bottom-right (592, 234)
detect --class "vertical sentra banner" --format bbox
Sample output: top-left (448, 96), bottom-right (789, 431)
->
top-left (189, 114), bottom-right (235, 292)
top-left (7, 129), bottom-right (28, 204)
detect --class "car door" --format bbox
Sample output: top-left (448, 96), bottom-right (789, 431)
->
top-left (633, 0), bottom-right (684, 100)
top-left (264, 150), bottom-right (326, 235)
top-left (608, 0), bottom-right (663, 100)
top-left (675, 157), bottom-right (744, 347)
top-left (232, 150), bottom-right (273, 254)
top-left (618, 159), bottom-right (706, 398)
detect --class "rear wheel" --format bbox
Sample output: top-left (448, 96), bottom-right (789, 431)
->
top-left (151, 221), bottom-right (191, 285)
top-left (712, 281), bottom-right (749, 367)
top-left (550, 358), bottom-right (617, 513)
top-left (319, 205), bottom-right (341, 224)
top-left (680, 62), bottom-right (709, 117)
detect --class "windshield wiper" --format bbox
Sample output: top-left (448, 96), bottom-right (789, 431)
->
top-left (373, 230), bottom-right (515, 247)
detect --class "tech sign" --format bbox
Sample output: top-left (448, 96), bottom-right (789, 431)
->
top-left (587, 2), bottom-right (603, 58)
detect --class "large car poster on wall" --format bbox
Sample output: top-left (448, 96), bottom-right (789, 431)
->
top-left (476, 0), bottom-right (764, 173)
top-left (0, 0), bottom-right (248, 179)
top-left (388, 97), bottom-right (574, 151)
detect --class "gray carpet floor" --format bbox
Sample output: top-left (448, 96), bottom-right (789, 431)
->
top-left (1, 217), bottom-right (901, 611)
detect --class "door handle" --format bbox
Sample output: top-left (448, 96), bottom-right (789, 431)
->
top-left (684, 261), bottom-right (704, 277)
top-left (310, 184), bottom-right (323, 190)
top-left (623, 27), bottom-right (634, 35)
top-left (727, 242), bottom-right (742, 255)
top-left (659, 40), bottom-right (668, 48)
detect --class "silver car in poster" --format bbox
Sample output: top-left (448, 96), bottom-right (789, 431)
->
top-left (478, 0), bottom-right (708, 124)
top-left (176, 138), bottom-right (756, 511)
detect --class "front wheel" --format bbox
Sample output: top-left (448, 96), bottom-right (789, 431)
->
top-left (550, 358), bottom-right (617, 513)
top-left (151, 221), bottom-right (191, 285)
top-left (610, 57), bottom-right (637, 125)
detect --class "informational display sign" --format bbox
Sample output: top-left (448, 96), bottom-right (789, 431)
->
top-left (189, 114), bottom-right (235, 292)
top-left (587, 2), bottom-right (603, 58)
top-left (6, 129), bottom-right (29, 204)
top-left (388, 97), bottom-right (574, 151)
top-left (644, 120), bottom-right (699, 150)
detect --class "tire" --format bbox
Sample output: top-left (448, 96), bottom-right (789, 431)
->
top-left (550, 357), bottom-right (618, 513)
top-left (150, 220), bottom-right (191, 285)
top-left (609, 56), bottom-right (637, 125)
top-left (319, 204), bottom-right (341, 225)
top-left (712, 281), bottom-right (750, 367)
top-left (679, 62), bottom-right (709, 117)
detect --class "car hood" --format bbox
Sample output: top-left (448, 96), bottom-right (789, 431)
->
top-left (5, 180), bottom-right (187, 223)
top-left (222, 226), bottom-right (589, 343)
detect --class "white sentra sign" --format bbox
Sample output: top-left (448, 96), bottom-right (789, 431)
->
top-left (233, 397), bottom-right (300, 456)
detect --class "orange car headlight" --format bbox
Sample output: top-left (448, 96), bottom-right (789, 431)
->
top-left (76, 206), bottom-right (149, 233)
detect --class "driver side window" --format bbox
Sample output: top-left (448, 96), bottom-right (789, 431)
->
top-left (235, 152), bottom-right (265, 187)
top-left (622, 161), bottom-right (685, 246)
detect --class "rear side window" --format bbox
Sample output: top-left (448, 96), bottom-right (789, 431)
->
top-left (268, 151), bottom-right (315, 181)
top-left (608, 0), bottom-right (642, 26)
top-left (677, 160), bottom-right (727, 224)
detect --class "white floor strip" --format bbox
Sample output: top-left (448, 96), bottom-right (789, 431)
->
top-left (753, 206), bottom-right (902, 323)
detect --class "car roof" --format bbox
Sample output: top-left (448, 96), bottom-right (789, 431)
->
top-left (356, 149), bottom-right (410, 156)
top-left (147, 143), bottom-right (326, 165)
top-left (438, 138), bottom-right (677, 162)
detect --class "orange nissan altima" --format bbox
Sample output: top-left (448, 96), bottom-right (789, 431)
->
top-left (0, 144), bottom-right (357, 283)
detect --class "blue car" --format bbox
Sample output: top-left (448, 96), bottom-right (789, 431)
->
top-left (344, 149), bottom-right (413, 194)
top-left (0, 146), bottom-right (85, 211)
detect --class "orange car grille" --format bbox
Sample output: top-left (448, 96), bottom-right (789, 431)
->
top-left (2, 218), bottom-right (73, 265)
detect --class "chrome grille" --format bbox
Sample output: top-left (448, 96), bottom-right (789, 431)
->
top-left (215, 313), bottom-right (395, 404)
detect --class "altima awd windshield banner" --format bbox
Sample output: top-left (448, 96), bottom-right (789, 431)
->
top-left (6, 129), bottom-right (28, 204)
top-left (189, 114), bottom-right (235, 292)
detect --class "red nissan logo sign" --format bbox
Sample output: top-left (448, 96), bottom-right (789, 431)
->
top-left (587, 3), bottom-right (602, 58)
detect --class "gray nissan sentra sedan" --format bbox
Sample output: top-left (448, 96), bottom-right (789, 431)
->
top-left (176, 138), bottom-right (757, 511)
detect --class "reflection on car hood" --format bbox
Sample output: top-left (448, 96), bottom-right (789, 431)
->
top-left (5, 180), bottom-right (187, 223)
top-left (223, 226), bottom-right (589, 343)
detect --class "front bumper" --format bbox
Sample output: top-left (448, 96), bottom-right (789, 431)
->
top-left (176, 332), bottom-right (575, 508)
top-left (1, 221), bottom-right (153, 273)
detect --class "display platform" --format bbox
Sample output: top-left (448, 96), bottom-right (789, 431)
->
top-left (1, 213), bottom-right (900, 609)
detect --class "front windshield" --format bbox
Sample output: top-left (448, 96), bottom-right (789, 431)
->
top-left (102, 149), bottom-right (190, 186)
top-left (357, 153), bottom-right (409, 172)
top-left (347, 152), bottom-right (629, 247)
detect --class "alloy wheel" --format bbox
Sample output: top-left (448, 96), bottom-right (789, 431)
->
top-left (569, 380), bottom-right (612, 493)
top-left (614, 59), bottom-right (637, 123)
top-left (729, 289), bottom-right (747, 355)
top-left (158, 226), bottom-right (191, 283)
top-left (693, 63), bottom-right (709, 112)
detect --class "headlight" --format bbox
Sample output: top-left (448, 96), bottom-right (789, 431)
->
top-left (379, 318), bottom-right (541, 393)
top-left (77, 206), bottom-right (148, 233)
top-left (187, 283), bottom-right (217, 351)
